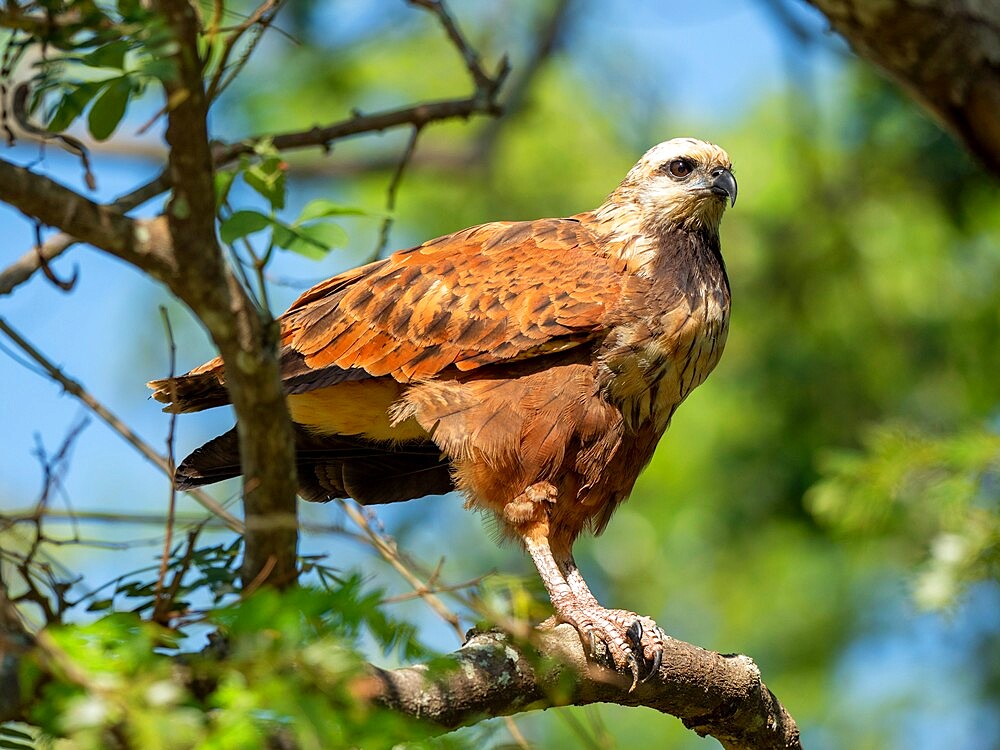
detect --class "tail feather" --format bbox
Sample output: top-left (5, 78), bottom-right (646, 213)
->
top-left (174, 425), bottom-right (453, 505)
top-left (175, 427), bottom-right (242, 489)
top-left (148, 371), bottom-right (229, 414)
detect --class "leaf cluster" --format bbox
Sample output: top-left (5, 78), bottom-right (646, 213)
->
top-left (15, 581), bottom-right (438, 750)
top-left (11, 0), bottom-right (179, 141)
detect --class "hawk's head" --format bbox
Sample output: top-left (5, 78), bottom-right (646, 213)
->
top-left (616, 137), bottom-right (736, 234)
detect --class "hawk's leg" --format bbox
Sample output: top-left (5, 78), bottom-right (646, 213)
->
top-left (522, 525), bottom-right (664, 690)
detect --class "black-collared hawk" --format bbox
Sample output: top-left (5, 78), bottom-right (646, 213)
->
top-left (150, 137), bottom-right (738, 685)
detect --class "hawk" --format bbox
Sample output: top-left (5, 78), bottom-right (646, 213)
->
top-left (150, 137), bottom-right (737, 685)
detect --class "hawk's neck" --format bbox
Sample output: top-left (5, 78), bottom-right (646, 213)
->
top-left (579, 204), bottom-right (727, 293)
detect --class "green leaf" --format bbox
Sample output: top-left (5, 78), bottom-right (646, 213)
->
top-left (298, 198), bottom-right (368, 222)
top-left (214, 169), bottom-right (237, 208)
top-left (135, 56), bottom-right (176, 82)
top-left (301, 221), bottom-right (349, 249)
top-left (80, 40), bottom-right (129, 70)
top-left (219, 210), bottom-right (272, 244)
top-left (243, 157), bottom-right (286, 211)
top-left (273, 220), bottom-right (348, 259)
top-left (87, 77), bottom-right (132, 141)
top-left (86, 598), bottom-right (115, 612)
top-left (47, 81), bottom-right (105, 133)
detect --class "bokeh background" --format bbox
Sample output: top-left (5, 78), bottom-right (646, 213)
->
top-left (1, 1), bottom-right (998, 748)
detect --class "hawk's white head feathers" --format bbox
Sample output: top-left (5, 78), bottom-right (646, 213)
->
top-left (615, 137), bottom-right (736, 233)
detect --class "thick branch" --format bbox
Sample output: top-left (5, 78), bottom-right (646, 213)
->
top-left (371, 625), bottom-right (801, 750)
top-left (153, 0), bottom-right (298, 587)
top-left (0, 159), bottom-right (174, 279)
top-left (0, 173), bottom-right (168, 296)
top-left (0, 622), bottom-right (800, 749)
top-left (807, 0), bottom-right (1000, 176)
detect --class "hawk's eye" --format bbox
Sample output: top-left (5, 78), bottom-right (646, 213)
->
top-left (665, 159), bottom-right (694, 179)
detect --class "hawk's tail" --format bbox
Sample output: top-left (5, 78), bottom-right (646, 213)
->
top-left (174, 426), bottom-right (454, 506)
top-left (148, 371), bottom-right (230, 413)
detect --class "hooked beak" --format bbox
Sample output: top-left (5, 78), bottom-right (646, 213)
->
top-left (709, 167), bottom-right (737, 207)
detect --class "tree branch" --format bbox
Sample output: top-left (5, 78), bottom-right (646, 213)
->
top-left (806, 0), bottom-right (1000, 176)
top-left (152, 0), bottom-right (298, 588)
top-left (0, 315), bottom-right (243, 532)
top-left (0, 174), bottom-right (168, 296)
top-left (472, 0), bottom-right (572, 161)
top-left (370, 625), bottom-right (801, 750)
top-left (0, 158), bottom-right (175, 278)
top-left (407, 0), bottom-right (501, 93)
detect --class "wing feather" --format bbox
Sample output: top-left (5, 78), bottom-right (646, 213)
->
top-left (280, 217), bottom-right (623, 388)
top-left (151, 216), bottom-right (625, 410)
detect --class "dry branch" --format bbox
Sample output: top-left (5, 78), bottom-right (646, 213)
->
top-left (0, 315), bottom-right (243, 532)
top-left (372, 624), bottom-right (801, 750)
top-left (807, 0), bottom-right (1000, 177)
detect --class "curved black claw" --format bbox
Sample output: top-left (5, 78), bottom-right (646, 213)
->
top-left (640, 644), bottom-right (663, 684)
top-left (624, 620), bottom-right (648, 691)
top-left (626, 618), bottom-right (643, 649)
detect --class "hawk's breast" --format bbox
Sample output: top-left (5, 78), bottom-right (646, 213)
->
top-left (602, 277), bottom-right (730, 434)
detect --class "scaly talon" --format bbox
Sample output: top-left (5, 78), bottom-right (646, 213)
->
top-left (522, 538), bottom-right (667, 691)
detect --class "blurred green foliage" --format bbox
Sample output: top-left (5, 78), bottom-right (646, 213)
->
top-left (20, 583), bottom-right (441, 750)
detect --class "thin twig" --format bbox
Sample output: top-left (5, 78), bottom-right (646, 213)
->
top-left (505, 716), bottom-right (534, 750)
top-left (154, 307), bottom-right (179, 615)
top-left (0, 315), bottom-right (244, 532)
top-left (374, 124), bottom-right (422, 257)
top-left (408, 0), bottom-right (494, 92)
top-left (339, 500), bottom-right (465, 639)
top-left (0, 508), bottom-right (364, 540)
top-left (153, 528), bottom-right (201, 626)
top-left (341, 500), bottom-right (537, 647)
top-left (379, 575), bottom-right (483, 605)
top-left (32, 221), bottom-right (77, 291)
top-left (206, 0), bottom-right (283, 101)
top-left (472, 0), bottom-right (572, 162)
top-left (239, 554), bottom-right (278, 598)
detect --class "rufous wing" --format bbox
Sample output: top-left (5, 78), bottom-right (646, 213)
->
top-left (150, 217), bottom-right (624, 411)
top-left (281, 218), bottom-right (624, 386)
